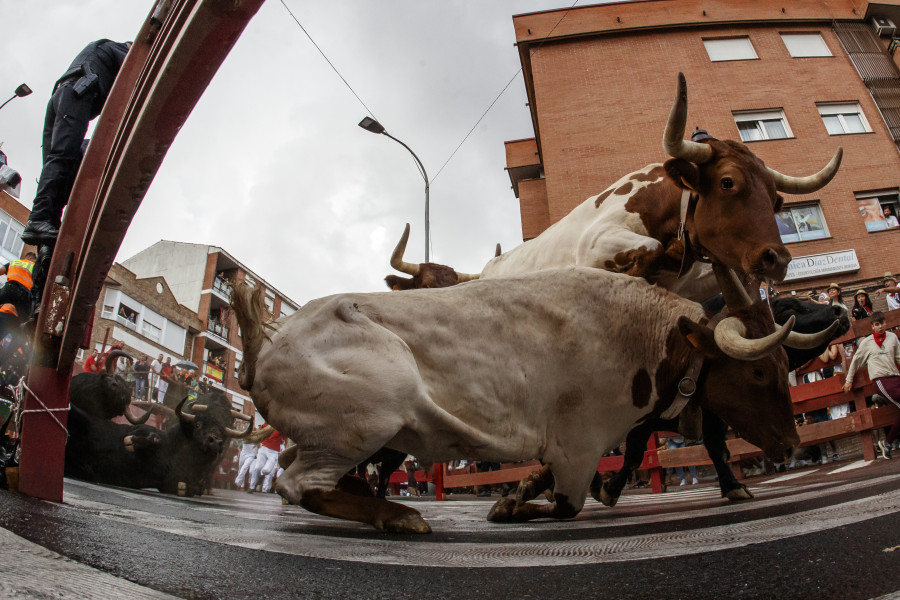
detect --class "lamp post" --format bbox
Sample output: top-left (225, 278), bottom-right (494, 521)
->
top-left (358, 116), bottom-right (430, 263)
top-left (0, 84), bottom-right (33, 112)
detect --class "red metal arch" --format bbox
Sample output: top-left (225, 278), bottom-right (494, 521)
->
top-left (19, 0), bottom-right (265, 501)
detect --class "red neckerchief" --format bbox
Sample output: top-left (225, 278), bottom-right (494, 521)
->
top-left (874, 331), bottom-right (887, 347)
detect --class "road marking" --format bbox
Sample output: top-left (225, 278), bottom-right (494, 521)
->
top-left (61, 475), bottom-right (900, 568)
top-left (829, 459), bottom-right (872, 474)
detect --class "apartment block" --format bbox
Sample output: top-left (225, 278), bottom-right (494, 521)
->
top-left (506, 0), bottom-right (900, 297)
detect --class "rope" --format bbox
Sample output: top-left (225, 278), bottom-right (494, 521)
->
top-left (18, 379), bottom-right (69, 439)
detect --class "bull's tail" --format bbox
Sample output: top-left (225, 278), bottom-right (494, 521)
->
top-left (230, 282), bottom-right (271, 390)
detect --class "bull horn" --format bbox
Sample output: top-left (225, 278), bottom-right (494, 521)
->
top-left (714, 315), bottom-right (796, 361)
top-left (768, 147), bottom-right (842, 195)
top-left (455, 271), bottom-right (481, 283)
top-left (226, 418), bottom-right (255, 438)
top-left (175, 397), bottom-right (196, 423)
top-left (132, 401), bottom-right (176, 419)
top-left (231, 409), bottom-right (253, 422)
top-left (712, 263), bottom-right (753, 309)
top-left (242, 424), bottom-right (275, 444)
top-left (662, 72), bottom-right (713, 165)
top-left (124, 403), bottom-right (152, 425)
top-left (104, 349), bottom-right (133, 374)
top-left (390, 223), bottom-right (420, 276)
top-left (780, 319), bottom-right (841, 350)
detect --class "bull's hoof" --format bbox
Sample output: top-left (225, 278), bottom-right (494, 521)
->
top-left (123, 436), bottom-right (134, 453)
top-left (599, 483), bottom-right (619, 508)
top-left (515, 480), bottom-right (538, 504)
top-left (281, 497), bottom-right (289, 505)
top-left (724, 486), bottom-right (754, 501)
top-left (177, 482), bottom-right (186, 497)
top-left (487, 498), bottom-right (517, 522)
top-left (383, 511), bottom-right (431, 534)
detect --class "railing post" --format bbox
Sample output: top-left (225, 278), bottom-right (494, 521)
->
top-left (647, 432), bottom-right (665, 494)
top-left (433, 463), bottom-right (445, 501)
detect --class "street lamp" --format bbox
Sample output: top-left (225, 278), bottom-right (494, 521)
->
top-left (0, 84), bottom-right (33, 112)
top-left (358, 116), bottom-right (430, 263)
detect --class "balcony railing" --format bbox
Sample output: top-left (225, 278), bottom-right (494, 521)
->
top-left (207, 318), bottom-right (229, 341)
top-left (116, 315), bottom-right (138, 331)
top-left (212, 276), bottom-right (232, 300)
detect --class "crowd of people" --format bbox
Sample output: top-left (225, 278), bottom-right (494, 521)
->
top-left (788, 274), bottom-right (900, 467)
top-left (82, 347), bottom-right (213, 404)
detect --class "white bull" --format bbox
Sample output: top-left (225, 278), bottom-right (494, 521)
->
top-left (232, 267), bottom-right (798, 533)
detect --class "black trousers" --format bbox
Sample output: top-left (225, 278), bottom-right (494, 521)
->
top-left (30, 80), bottom-right (97, 227)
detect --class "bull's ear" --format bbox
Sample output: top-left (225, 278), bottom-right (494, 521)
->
top-left (664, 158), bottom-right (700, 193)
top-left (676, 317), bottom-right (717, 357)
top-left (773, 194), bottom-right (784, 212)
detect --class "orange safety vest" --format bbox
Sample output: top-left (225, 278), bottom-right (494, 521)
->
top-left (6, 259), bottom-right (34, 290)
top-left (0, 303), bottom-right (17, 317)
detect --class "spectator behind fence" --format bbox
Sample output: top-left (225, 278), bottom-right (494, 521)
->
top-left (851, 289), bottom-right (874, 321)
top-left (83, 349), bottom-right (100, 373)
top-left (666, 435), bottom-right (699, 485)
top-left (843, 311), bottom-right (900, 459)
top-left (134, 354), bottom-right (150, 401)
top-left (874, 272), bottom-right (900, 312)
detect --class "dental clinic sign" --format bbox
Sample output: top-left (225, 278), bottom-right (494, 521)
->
top-left (784, 249), bottom-right (859, 281)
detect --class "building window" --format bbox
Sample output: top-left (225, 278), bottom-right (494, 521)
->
top-left (117, 303), bottom-right (139, 330)
top-left (733, 110), bottom-right (792, 142)
top-left (703, 37), bottom-right (758, 62)
top-left (102, 303), bottom-right (116, 319)
top-left (244, 274), bottom-right (256, 288)
top-left (856, 190), bottom-right (900, 232)
top-left (776, 203), bottom-right (829, 243)
top-left (817, 102), bottom-right (870, 135)
top-left (781, 33), bottom-right (832, 57)
top-left (264, 290), bottom-right (275, 313)
top-left (142, 320), bottom-right (161, 342)
top-left (234, 352), bottom-right (242, 380)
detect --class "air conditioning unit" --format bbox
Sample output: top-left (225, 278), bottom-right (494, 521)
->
top-left (872, 16), bottom-right (896, 37)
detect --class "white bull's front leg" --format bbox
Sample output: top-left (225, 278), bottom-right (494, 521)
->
top-left (578, 224), bottom-right (666, 280)
top-left (277, 447), bottom-right (431, 533)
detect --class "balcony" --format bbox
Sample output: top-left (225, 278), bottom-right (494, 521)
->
top-left (212, 276), bottom-right (232, 301)
top-left (207, 318), bottom-right (229, 342)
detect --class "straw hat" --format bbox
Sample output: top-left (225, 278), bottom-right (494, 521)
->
top-left (827, 282), bottom-right (841, 292)
top-left (855, 289), bottom-right (869, 297)
top-left (883, 272), bottom-right (897, 285)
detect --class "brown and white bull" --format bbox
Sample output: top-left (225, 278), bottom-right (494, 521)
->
top-left (232, 266), bottom-right (799, 533)
top-left (388, 73), bottom-right (842, 300)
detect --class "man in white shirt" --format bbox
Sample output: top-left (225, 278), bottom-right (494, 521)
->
top-left (843, 312), bottom-right (900, 458)
top-left (875, 273), bottom-right (900, 311)
top-left (150, 354), bottom-right (163, 402)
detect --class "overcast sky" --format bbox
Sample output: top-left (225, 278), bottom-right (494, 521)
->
top-left (0, 0), bottom-right (603, 305)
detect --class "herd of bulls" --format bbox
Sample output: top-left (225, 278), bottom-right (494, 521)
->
top-left (64, 351), bottom-right (255, 497)
top-left (58, 73), bottom-right (849, 534)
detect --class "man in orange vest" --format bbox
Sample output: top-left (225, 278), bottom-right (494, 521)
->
top-left (0, 252), bottom-right (36, 320)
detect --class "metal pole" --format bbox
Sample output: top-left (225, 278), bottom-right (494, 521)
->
top-left (0, 95), bottom-right (16, 112)
top-left (382, 132), bottom-right (430, 263)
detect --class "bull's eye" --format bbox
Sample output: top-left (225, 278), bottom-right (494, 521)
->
top-left (721, 177), bottom-right (735, 190)
top-left (753, 368), bottom-right (764, 380)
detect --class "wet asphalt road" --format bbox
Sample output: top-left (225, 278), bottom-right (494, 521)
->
top-left (0, 459), bottom-right (899, 599)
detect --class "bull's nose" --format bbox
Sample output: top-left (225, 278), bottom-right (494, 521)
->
top-left (753, 246), bottom-right (790, 281)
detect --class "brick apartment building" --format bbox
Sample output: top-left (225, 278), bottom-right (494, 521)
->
top-left (86, 261), bottom-right (202, 388)
top-left (121, 241), bottom-right (299, 418)
top-left (505, 0), bottom-right (900, 305)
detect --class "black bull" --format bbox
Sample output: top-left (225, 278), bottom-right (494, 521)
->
top-left (65, 391), bottom-right (253, 496)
